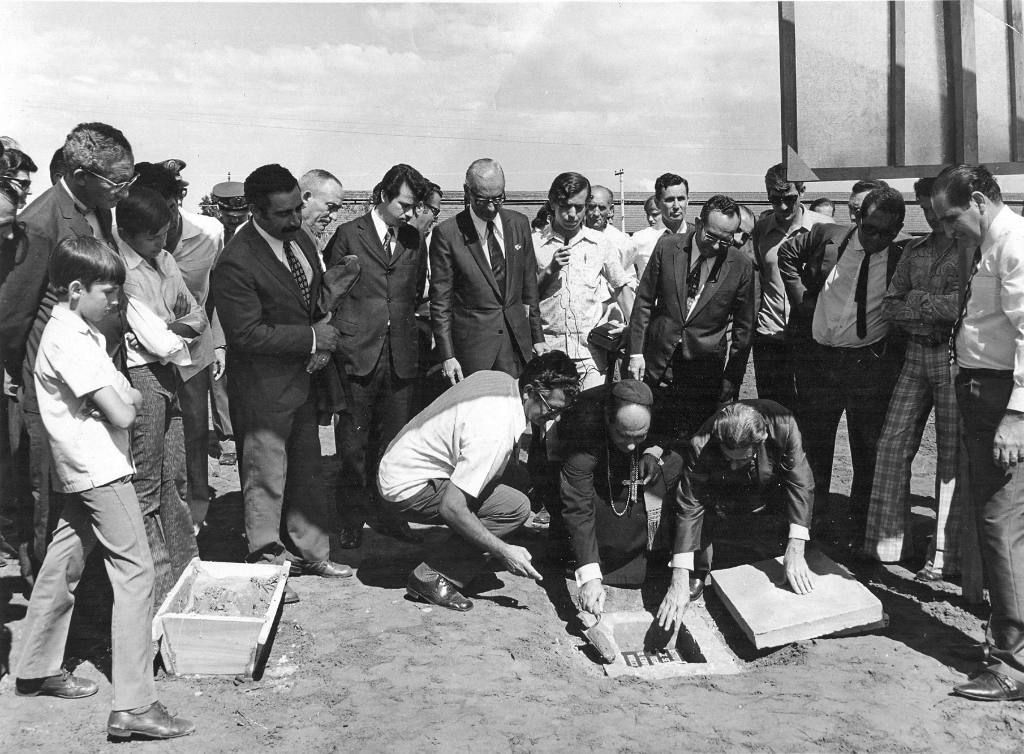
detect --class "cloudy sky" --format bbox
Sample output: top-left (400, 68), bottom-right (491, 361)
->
top-left (4, 0), bottom-right (969, 213)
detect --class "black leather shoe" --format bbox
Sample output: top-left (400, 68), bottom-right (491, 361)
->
top-left (916, 567), bottom-right (945, 582)
top-left (107, 701), bottom-right (196, 740)
top-left (953, 669), bottom-right (1024, 701)
top-left (16, 670), bottom-right (98, 698)
top-left (298, 560), bottom-right (353, 578)
top-left (338, 527), bottom-right (363, 549)
top-left (218, 452), bottom-right (236, 466)
top-left (282, 584), bottom-right (300, 604)
top-left (948, 643), bottom-right (989, 663)
top-left (406, 572), bottom-right (473, 612)
top-left (689, 574), bottom-right (706, 601)
top-left (374, 520), bottom-right (425, 544)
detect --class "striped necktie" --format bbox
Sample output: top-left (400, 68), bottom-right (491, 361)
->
top-left (949, 245), bottom-right (982, 366)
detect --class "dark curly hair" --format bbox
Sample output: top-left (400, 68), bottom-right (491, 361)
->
top-left (519, 350), bottom-right (581, 402)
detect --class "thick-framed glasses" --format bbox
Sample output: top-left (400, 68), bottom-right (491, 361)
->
top-left (469, 190), bottom-right (505, 209)
top-left (700, 223), bottom-right (737, 249)
top-left (535, 389), bottom-right (568, 420)
top-left (422, 203), bottom-right (441, 219)
top-left (767, 193), bottom-right (800, 207)
top-left (81, 167), bottom-right (138, 193)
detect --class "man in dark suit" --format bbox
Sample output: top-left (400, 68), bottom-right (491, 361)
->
top-left (324, 164), bottom-right (429, 549)
top-left (430, 158), bottom-right (545, 384)
top-left (676, 400), bottom-right (816, 609)
top-left (628, 194), bottom-right (756, 441)
top-left (212, 164), bottom-right (351, 603)
top-left (777, 186), bottom-right (907, 542)
top-left (0, 122), bottom-right (134, 583)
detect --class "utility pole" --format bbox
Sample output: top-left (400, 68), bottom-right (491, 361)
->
top-left (614, 169), bottom-right (625, 233)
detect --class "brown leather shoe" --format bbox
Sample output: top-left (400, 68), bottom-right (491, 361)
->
top-left (953, 669), bottom-right (1024, 701)
top-left (16, 670), bottom-right (98, 698)
top-left (298, 560), bottom-right (353, 578)
top-left (406, 572), bottom-right (473, 612)
top-left (107, 701), bottom-right (195, 740)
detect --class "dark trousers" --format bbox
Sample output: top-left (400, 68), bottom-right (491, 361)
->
top-left (234, 394), bottom-right (332, 564)
top-left (647, 350), bottom-right (725, 442)
top-left (486, 331), bottom-right (526, 378)
top-left (956, 369), bottom-right (1024, 683)
top-left (4, 399), bottom-right (52, 577)
top-left (335, 333), bottom-right (414, 530)
top-left (176, 368), bottom-right (211, 528)
top-left (389, 477), bottom-right (530, 589)
top-left (209, 361), bottom-right (234, 453)
top-left (795, 340), bottom-right (900, 534)
top-left (752, 332), bottom-right (798, 411)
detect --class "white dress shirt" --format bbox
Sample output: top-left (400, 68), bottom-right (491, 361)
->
top-left (469, 206), bottom-right (506, 258)
top-left (955, 204), bottom-right (1024, 411)
top-left (631, 221), bottom-right (688, 282)
top-left (812, 232), bottom-right (891, 348)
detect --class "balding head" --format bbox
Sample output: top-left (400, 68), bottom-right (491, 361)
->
top-left (465, 159), bottom-right (505, 192)
top-left (465, 158), bottom-right (505, 221)
top-left (586, 185), bottom-right (615, 231)
top-left (299, 169), bottom-right (344, 233)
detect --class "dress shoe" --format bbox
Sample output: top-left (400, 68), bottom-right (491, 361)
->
top-left (338, 527), bottom-right (363, 549)
top-left (16, 670), bottom-right (98, 698)
top-left (107, 701), bottom-right (196, 740)
top-left (689, 574), bottom-right (707, 602)
top-left (953, 669), bottom-right (1024, 701)
top-left (406, 571), bottom-right (473, 612)
top-left (218, 451), bottom-right (236, 466)
top-left (532, 509), bottom-right (551, 526)
top-left (374, 520), bottom-right (425, 544)
top-left (948, 643), bottom-right (989, 663)
top-left (916, 567), bottom-right (945, 582)
top-left (282, 583), bottom-right (300, 604)
top-left (298, 560), bottom-right (353, 578)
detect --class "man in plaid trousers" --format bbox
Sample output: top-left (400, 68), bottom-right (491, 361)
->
top-left (862, 177), bottom-right (963, 580)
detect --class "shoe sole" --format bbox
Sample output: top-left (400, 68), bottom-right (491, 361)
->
top-left (15, 688), bottom-right (98, 699)
top-left (952, 688), bottom-right (1024, 702)
top-left (107, 726), bottom-right (196, 740)
top-left (405, 586), bottom-right (473, 612)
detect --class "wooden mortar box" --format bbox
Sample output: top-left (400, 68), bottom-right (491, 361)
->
top-left (152, 558), bottom-right (290, 677)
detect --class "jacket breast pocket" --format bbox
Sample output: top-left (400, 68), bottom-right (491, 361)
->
top-left (334, 318), bottom-right (358, 336)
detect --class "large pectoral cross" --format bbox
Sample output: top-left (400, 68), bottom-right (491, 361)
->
top-left (610, 448), bottom-right (642, 517)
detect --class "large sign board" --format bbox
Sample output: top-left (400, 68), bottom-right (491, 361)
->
top-left (780, 0), bottom-right (1024, 181)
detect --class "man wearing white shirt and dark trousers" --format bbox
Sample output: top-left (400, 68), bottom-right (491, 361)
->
top-left (935, 165), bottom-right (1024, 701)
top-left (378, 351), bottom-right (581, 612)
top-left (777, 187), bottom-right (907, 544)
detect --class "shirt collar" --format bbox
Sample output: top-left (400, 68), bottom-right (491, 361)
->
top-left (120, 242), bottom-right (176, 274)
top-left (179, 210), bottom-right (202, 242)
top-left (370, 207), bottom-right (394, 245)
top-left (539, 224), bottom-right (598, 247)
top-left (253, 218), bottom-right (286, 255)
top-left (49, 302), bottom-right (94, 334)
top-left (984, 204), bottom-right (1014, 252)
top-left (59, 177), bottom-right (91, 214)
top-left (469, 206), bottom-right (502, 239)
top-left (768, 204), bottom-right (819, 235)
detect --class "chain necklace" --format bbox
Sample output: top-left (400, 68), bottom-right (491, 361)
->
top-left (607, 442), bottom-right (641, 517)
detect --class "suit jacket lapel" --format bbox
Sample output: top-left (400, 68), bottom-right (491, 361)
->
top-left (55, 183), bottom-right (99, 241)
top-left (687, 255), bottom-right (730, 322)
top-left (458, 210), bottom-right (502, 298)
top-left (498, 211), bottom-right (513, 301)
top-left (359, 213), bottom-right (391, 267)
top-left (247, 224), bottom-right (309, 311)
top-left (296, 231), bottom-right (322, 319)
top-left (673, 231), bottom-right (697, 317)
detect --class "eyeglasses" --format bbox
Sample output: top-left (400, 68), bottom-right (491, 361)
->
top-left (733, 231), bottom-right (751, 247)
top-left (700, 223), bottom-right (737, 249)
top-left (81, 167), bottom-right (138, 193)
top-left (535, 389), bottom-right (568, 420)
top-left (469, 190), bottom-right (505, 209)
top-left (8, 177), bottom-right (31, 195)
top-left (422, 203), bottom-right (441, 219)
top-left (767, 193), bottom-right (800, 206)
top-left (859, 224), bottom-right (901, 239)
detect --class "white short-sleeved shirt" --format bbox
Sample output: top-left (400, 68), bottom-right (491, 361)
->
top-left (34, 305), bottom-right (135, 493)
top-left (378, 371), bottom-right (527, 502)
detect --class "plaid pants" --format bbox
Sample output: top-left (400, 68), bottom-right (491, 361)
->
top-left (863, 341), bottom-right (963, 569)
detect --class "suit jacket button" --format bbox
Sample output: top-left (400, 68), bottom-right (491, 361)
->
top-left (498, 329), bottom-right (504, 334)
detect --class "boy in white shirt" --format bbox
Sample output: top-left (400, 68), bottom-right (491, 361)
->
top-left (14, 236), bottom-right (194, 739)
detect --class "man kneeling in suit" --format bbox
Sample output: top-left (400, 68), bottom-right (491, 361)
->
top-left (676, 400), bottom-right (817, 614)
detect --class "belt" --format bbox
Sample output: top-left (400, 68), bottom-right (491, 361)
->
top-left (909, 333), bottom-right (945, 347)
top-left (958, 367), bottom-right (1013, 379)
top-left (818, 342), bottom-right (881, 357)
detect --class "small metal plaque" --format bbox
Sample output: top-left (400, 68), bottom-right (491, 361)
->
top-left (621, 649), bottom-right (683, 668)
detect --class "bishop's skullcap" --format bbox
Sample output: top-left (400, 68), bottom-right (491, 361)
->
top-left (610, 379), bottom-right (653, 407)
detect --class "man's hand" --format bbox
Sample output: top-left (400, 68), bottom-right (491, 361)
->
top-left (125, 331), bottom-right (141, 350)
top-left (639, 453), bottom-right (663, 485)
top-left (172, 290), bottom-right (192, 319)
top-left (779, 538), bottom-right (814, 594)
top-left (994, 411), bottom-right (1024, 470)
top-left (212, 347), bottom-right (226, 381)
top-left (579, 578), bottom-right (606, 619)
top-left (551, 246), bottom-right (572, 270)
top-left (312, 319), bottom-right (341, 352)
top-left (628, 354), bottom-right (645, 381)
top-left (499, 544), bottom-right (543, 582)
top-left (656, 568), bottom-right (690, 631)
top-left (305, 350), bottom-right (332, 374)
top-left (533, 342), bottom-right (550, 356)
top-left (441, 357), bottom-right (464, 386)
top-left (716, 378), bottom-right (737, 407)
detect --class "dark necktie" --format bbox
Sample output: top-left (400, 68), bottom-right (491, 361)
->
top-left (686, 256), bottom-right (703, 314)
top-left (854, 251), bottom-right (875, 339)
top-left (382, 228), bottom-right (394, 259)
top-left (486, 220), bottom-right (506, 293)
top-left (284, 240), bottom-right (310, 310)
top-left (950, 245), bottom-right (982, 365)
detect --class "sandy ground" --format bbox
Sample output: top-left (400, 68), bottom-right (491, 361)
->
top-left (3, 372), bottom-right (1024, 753)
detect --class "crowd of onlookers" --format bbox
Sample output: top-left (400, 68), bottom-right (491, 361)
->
top-left (2, 118), bottom-right (1024, 738)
